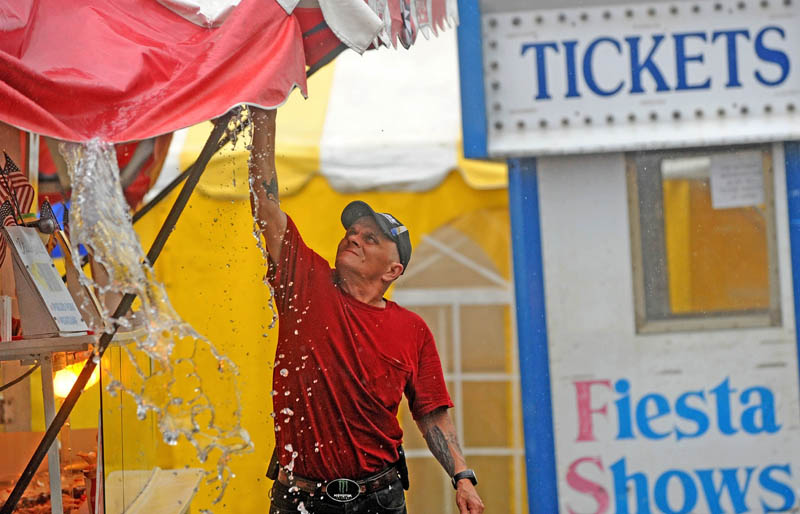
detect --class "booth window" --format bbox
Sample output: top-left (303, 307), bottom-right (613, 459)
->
top-left (627, 145), bottom-right (780, 333)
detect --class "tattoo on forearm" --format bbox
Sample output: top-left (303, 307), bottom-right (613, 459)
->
top-left (261, 176), bottom-right (279, 203)
top-left (424, 426), bottom-right (456, 476)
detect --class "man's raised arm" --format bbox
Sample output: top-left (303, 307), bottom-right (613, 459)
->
top-left (248, 107), bottom-right (287, 261)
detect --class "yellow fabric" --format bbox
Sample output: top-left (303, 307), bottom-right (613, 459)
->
top-left (449, 207), bottom-right (511, 280)
top-left (662, 180), bottom-right (693, 313)
top-left (456, 145), bottom-right (507, 190)
top-left (182, 58), bottom-right (506, 198)
top-left (663, 178), bottom-right (770, 314)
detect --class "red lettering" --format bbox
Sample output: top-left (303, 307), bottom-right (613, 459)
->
top-left (574, 380), bottom-right (612, 441)
top-left (566, 456), bottom-right (609, 514)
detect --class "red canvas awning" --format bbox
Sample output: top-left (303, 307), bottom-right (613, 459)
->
top-left (0, 0), bottom-right (308, 143)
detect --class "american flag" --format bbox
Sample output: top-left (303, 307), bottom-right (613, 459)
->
top-left (0, 201), bottom-right (17, 267)
top-left (0, 152), bottom-right (34, 267)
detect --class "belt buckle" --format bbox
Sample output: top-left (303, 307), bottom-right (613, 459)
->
top-left (324, 478), bottom-right (361, 502)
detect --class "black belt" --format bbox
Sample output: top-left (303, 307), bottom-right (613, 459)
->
top-left (277, 466), bottom-right (401, 503)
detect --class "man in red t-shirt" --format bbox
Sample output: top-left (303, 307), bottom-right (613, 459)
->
top-left (248, 108), bottom-right (484, 514)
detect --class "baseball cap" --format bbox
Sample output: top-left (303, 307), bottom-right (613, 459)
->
top-left (341, 200), bottom-right (412, 273)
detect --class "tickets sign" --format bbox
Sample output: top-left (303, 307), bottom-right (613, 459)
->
top-left (479, 0), bottom-right (800, 156)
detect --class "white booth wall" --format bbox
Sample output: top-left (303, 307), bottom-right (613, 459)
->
top-left (536, 146), bottom-right (800, 513)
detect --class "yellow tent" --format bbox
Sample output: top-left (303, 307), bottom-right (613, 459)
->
top-left (94, 32), bottom-right (524, 513)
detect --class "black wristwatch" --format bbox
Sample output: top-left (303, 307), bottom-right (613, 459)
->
top-left (451, 469), bottom-right (478, 489)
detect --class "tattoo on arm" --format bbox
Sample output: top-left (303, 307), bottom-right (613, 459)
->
top-left (424, 426), bottom-right (456, 476)
top-left (262, 176), bottom-right (279, 203)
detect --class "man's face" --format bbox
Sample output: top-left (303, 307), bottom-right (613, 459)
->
top-left (335, 216), bottom-right (401, 280)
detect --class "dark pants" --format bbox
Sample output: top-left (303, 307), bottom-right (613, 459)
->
top-left (269, 478), bottom-right (407, 514)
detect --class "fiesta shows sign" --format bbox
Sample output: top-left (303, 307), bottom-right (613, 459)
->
top-left (565, 377), bottom-right (795, 513)
top-left (480, 0), bottom-right (800, 156)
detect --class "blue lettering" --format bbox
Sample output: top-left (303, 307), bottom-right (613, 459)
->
top-left (583, 37), bottom-right (624, 96)
top-left (710, 378), bottom-right (738, 435)
top-left (636, 393), bottom-right (671, 439)
top-left (712, 29), bottom-right (750, 87)
top-left (673, 32), bottom-right (712, 91)
top-left (697, 467), bottom-right (755, 514)
top-left (615, 379), bottom-right (635, 439)
top-left (675, 391), bottom-right (709, 440)
top-left (521, 42), bottom-right (559, 100)
top-left (754, 26), bottom-right (790, 86)
top-left (654, 470), bottom-right (698, 514)
top-left (563, 40), bottom-right (580, 98)
top-left (627, 35), bottom-right (671, 93)
top-left (759, 465), bottom-right (795, 512)
top-left (611, 458), bottom-right (651, 514)
top-left (740, 386), bottom-right (781, 434)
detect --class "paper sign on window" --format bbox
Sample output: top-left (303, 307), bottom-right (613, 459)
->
top-left (709, 152), bottom-right (765, 209)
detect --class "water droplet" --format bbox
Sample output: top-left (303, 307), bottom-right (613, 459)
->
top-left (163, 430), bottom-right (179, 446)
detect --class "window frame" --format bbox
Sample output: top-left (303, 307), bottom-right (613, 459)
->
top-left (626, 144), bottom-right (782, 334)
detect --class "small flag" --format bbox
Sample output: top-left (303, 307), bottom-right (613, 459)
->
top-left (1, 152), bottom-right (20, 174)
top-left (0, 153), bottom-right (34, 222)
top-left (0, 200), bottom-right (17, 267)
top-left (0, 152), bottom-right (34, 267)
top-left (39, 200), bottom-right (60, 231)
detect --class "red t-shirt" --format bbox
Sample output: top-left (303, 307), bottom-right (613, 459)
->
top-left (268, 217), bottom-right (453, 480)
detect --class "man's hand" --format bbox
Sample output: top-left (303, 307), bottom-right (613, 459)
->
top-left (456, 480), bottom-right (485, 514)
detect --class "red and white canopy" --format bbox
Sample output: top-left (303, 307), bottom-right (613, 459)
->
top-left (0, 0), bottom-right (457, 143)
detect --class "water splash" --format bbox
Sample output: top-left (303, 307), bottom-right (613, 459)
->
top-left (60, 138), bottom-right (252, 506)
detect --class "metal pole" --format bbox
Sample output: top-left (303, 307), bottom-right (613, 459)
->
top-left (38, 354), bottom-right (63, 514)
top-left (0, 110), bottom-right (234, 514)
top-left (28, 133), bottom-right (40, 213)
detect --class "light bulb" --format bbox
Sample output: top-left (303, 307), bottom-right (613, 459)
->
top-left (53, 362), bottom-right (100, 398)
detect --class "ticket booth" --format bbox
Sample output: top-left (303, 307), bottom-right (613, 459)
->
top-left (457, 0), bottom-right (800, 512)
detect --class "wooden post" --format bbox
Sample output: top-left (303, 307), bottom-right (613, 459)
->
top-left (0, 296), bottom-right (10, 342)
top-left (39, 354), bottom-right (64, 514)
